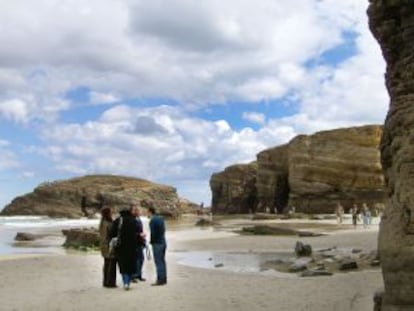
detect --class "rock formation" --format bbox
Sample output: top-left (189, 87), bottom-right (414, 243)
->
top-left (62, 228), bottom-right (100, 249)
top-left (256, 145), bottom-right (289, 213)
top-left (1, 175), bottom-right (188, 218)
top-left (210, 125), bottom-right (386, 214)
top-left (210, 163), bottom-right (257, 214)
top-left (368, 1), bottom-right (414, 309)
top-left (288, 125), bottom-right (385, 213)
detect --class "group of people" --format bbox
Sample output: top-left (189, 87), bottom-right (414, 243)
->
top-left (335, 202), bottom-right (373, 228)
top-left (98, 204), bottom-right (167, 290)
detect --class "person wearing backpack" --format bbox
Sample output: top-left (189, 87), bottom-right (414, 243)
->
top-left (110, 207), bottom-right (138, 290)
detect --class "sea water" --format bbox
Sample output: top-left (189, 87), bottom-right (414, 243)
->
top-left (0, 216), bottom-right (99, 256)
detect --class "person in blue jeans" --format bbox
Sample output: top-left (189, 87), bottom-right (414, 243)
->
top-left (132, 205), bottom-right (146, 282)
top-left (148, 207), bottom-right (167, 286)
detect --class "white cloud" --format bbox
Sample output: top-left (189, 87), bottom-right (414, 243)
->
top-left (242, 112), bottom-right (266, 125)
top-left (0, 0), bottom-right (375, 118)
top-left (0, 0), bottom-right (389, 204)
top-left (89, 91), bottom-right (120, 105)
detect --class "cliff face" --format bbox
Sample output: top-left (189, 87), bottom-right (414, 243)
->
top-left (1, 175), bottom-right (186, 218)
top-left (368, 1), bottom-right (414, 308)
top-left (210, 163), bottom-right (257, 214)
top-left (256, 145), bottom-right (289, 213)
top-left (288, 125), bottom-right (385, 213)
top-left (210, 125), bottom-right (386, 214)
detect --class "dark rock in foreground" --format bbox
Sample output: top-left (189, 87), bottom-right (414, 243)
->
top-left (295, 241), bottom-right (312, 257)
top-left (62, 228), bottom-right (100, 249)
top-left (14, 232), bottom-right (44, 241)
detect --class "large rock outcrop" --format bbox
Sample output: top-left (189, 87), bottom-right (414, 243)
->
top-left (288, 125), bottom-right (385, 213)
top-left (211, 125), bottom-right (386, 214)
top-left (368, 1), bottom-right (414, 309)
top-left (256, 145), bottom-right (289, 213)
top-left (1, 175), bottom-right (187, 218)
top-left (210, 163), bottom-right (257, 214)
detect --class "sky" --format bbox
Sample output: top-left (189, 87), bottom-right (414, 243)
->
top-left (0, 0), bottom-right (389, 210)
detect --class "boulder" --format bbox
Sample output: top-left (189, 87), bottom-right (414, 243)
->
top-left (1, 175), bottom-right (190, 218)
top-left (295, 241), bottom-right (312, 257)
top-left (14, 232), bottom-right (39, 241)
top-left (368, 1), bottom-right (414, 308)
top-left (338, 260), bottom-right (358, 271)
top-left (210, 163), bottom-right (258, 214)
top-left (62, 228), bottom-right (100, 249)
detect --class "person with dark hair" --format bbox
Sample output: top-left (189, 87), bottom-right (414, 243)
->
top-left (98, 207), bottom-right (117, 288)
top-left (131, 205), bottom-right (146, 282)
top-left (148, 207), bottom-right (167, 286)
top-left (110, 207), bottom-right (138, 290)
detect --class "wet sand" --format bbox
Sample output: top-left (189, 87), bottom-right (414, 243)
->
top-left (0, 217), bottom-right (383, 311)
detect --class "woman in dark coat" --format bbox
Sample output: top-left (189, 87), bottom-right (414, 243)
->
top-left (110, 208), bottom-right (138, 290)
top-left (99, 207), bottom-right (117, 288)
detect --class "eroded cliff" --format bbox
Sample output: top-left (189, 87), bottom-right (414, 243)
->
top-left (210, 125), bottom-right (386, 214)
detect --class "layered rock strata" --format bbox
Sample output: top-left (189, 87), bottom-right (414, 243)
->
top-left (211, 125), bottom-right (386, 214)
top-left (256, 145), bottom-right (289, 213)
top-left (288, 126), bottom-right (385, 213)
top-left (1, 175), bottom-right (186, 218)
top-left (368, 1), bottom-right (414, 309)
top-left (210, 163), bottom-right (257, 214)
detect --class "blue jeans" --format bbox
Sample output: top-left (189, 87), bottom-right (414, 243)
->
top-left (122, 273), bottom-right (131, 286)
top-left (133, 246), bottom-right (145, 279)
top-left (152, 243), bottom-right (167, 283)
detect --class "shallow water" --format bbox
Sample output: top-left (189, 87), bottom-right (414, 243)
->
top-left (173, 250), bottom-right (297, 277)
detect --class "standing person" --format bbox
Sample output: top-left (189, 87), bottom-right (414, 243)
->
top-left (351, 204), bottom-right (359, 228)
top-left (110, 207), bottom-right (138, 290)
top-left (99, 207), bottom-right (117, 288)
top-left (148, 207), bottom-right (167, 286)
top-left (132, 205), bottom-right (146, 282)
top-left (362, 203), bottom-right (371, 228)
top-left (335, 203), bottom-right (344, 224)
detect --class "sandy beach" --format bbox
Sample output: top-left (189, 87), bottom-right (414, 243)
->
top-left (0, 217), bottom-right (383, 311)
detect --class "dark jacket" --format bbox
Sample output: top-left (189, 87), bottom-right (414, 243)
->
top-left (149, 215), bottom-right (166, 244)
top-left (110, 210), bottom-right (138, 274)
top-left (136, 217), bottom-right (146, 246)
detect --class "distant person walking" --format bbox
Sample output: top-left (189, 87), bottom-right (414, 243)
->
top-left (98, 207), bottom-right (117, 288)
top-left (351, 204), bottom-right (359, 228)
top-left (132, 205), bottom-right (146, 282)
top-left (110, 207), bottom-right (138, 290)
top-left (148, 207), bottom-right (167, 286)
top-left (362, 203), bottom-right (371, 228)
top-left (335, 203), bottom-right (344, 224)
